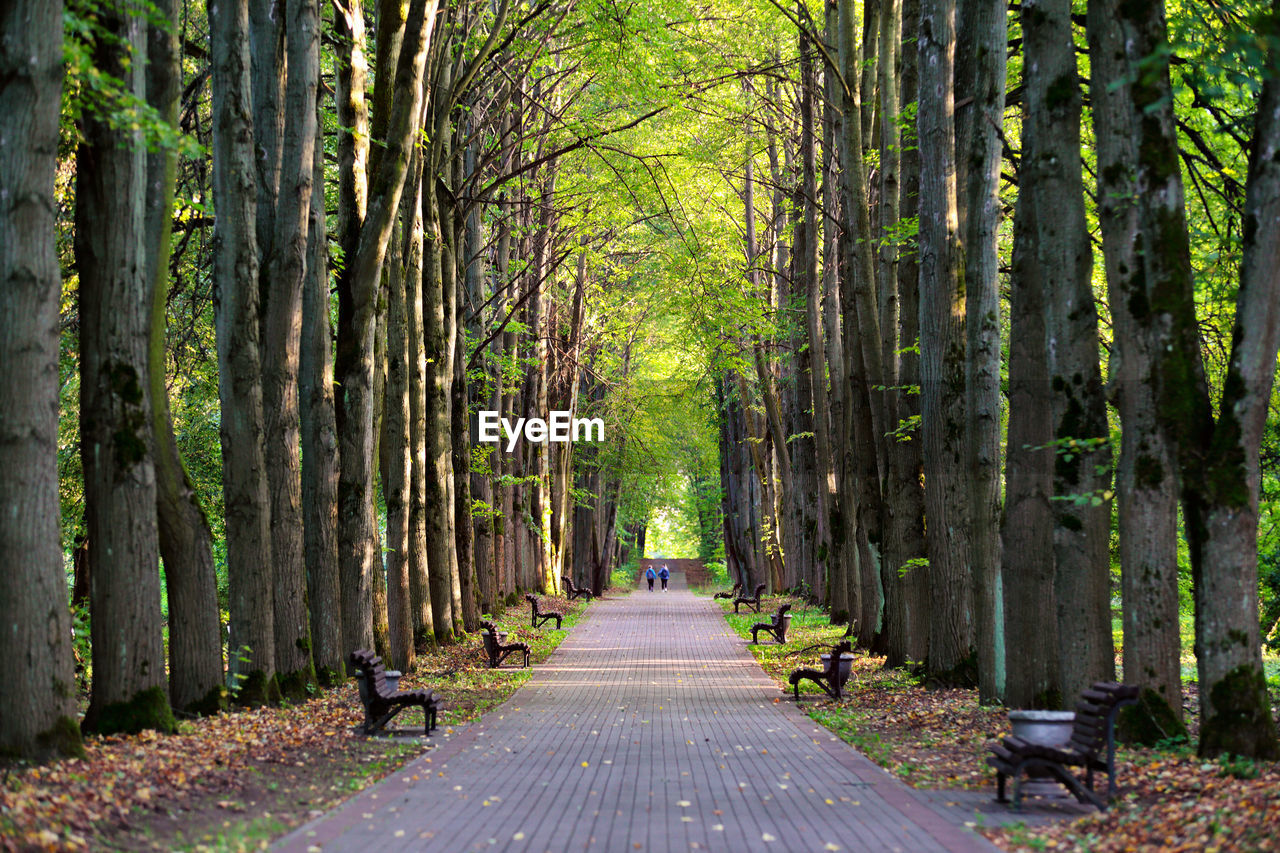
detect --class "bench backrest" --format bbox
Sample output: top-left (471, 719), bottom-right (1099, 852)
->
top-left (525, 593), bottom-right (540, 613)
top-left (1068, 682), bottom-right (1140, 758)
top-left (350, 649), bottom-right (393, 698)
top-left (480, 620), bottom-right (500, 653)
top-left (773, 603), bottom-right (792, 625)
top-left (751, 583), bottom-right (766, 600)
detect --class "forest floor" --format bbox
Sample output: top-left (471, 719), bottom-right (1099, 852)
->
top-left (6, 588), bottom-right (1278, 852)
top-left (719, 593), bottom-right (1280, 853)
top-left (0, 595), bottom-right (590, 852)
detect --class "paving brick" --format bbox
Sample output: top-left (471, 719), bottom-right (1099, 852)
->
top-left (275, 573), bottom-right (998, 852)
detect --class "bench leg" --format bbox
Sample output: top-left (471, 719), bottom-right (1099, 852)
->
top-left (995, 771), bottom-right (1008, 804)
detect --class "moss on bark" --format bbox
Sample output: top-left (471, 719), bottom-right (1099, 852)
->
top-left (36, 715), bottom-right (87, 760)
top-left (90, 687), bottom-right (178, 736)
top-left (1199, 665), bottom-right (1280, 759)
top-left (183, 684), bottom-right (228, 717)
top-left (233, 670), bottom-right (282, 708)
top-left (277, 666), bottom-right (317, 703)
top-left (1118, 687), bottom-right (1187, 746)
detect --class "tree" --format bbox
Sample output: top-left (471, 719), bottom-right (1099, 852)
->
top-left (1122, 0), bottom-right (1280, 759)
top-left (1088, 0), bottom-right (1184, 737)
top-left (259, 0), bottom-right (322, 699)
top-left (1023, 0), bottom-right (1115, 706)
top-left (144, 0), bottom-right (225, 716)
top-left (211, 0), bottom-right (279, 706)
top-left (76, 0), bottom-right (176, 735)
top-left (917, 0), bottom-right (974, 679)
top-left (0, 0), bottom-right (85, 760)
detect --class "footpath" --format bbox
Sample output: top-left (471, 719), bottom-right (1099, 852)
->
top-left (275, 572), bottom-right (1001, 852)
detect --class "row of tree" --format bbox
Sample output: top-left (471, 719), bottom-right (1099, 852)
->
top-left (1, 0), bottom-right (681, 760)
top-left (701, 0), bottom-right (1279, 759)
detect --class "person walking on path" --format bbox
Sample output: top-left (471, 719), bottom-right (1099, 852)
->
top-left (645, 565), bottom-right (656, 591)
top-left (659, 564), bottom-right (670, 591)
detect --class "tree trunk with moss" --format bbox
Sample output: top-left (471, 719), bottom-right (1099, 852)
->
top-left (77, 1), bottom-right (177, 735)
top-left (1087, 0), bottom-right (1184, 738)
top-left (1023, 0), bottom-right (1115, 706)
top-left (212, 0), bottom-right (279, 707)
top-left (1001, 161), bottom-right (1060, 710)
top-left (1120, 0), bottom-right (1280, 760)
top-left (0, 0), bottom-right (85, 760)
top-left (144, 0), bottom-right (225, 716)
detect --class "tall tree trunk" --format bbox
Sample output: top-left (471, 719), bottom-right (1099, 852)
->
top-left (801, 21), bottom-right (832, 604)
top-left (405, 152), bottom-right (436, 645)
top-left (1001, 156), bottom-right (1060, 709)
top-left (263, 0), bottom-right (320, 701)
top-left (300, 100), bottom-right (343, 686)
top-left (918, 0), bottom-right (973, 679)
top-left (212, 0), bottom-right (279, 707)
top-left (961, 0), bottom-right (1007, 704)
top-left (881, 0), bottom-right (930, 668)
top-left (333, 0), bottom-right (435, 661)
top-left (0, 0), bottom-right (85, 759)
top-left (144, 0), bottom-right (225, 716)
top-left (1088, 0), bottom-right (1184, 736)
top-left (1024, 0), bottom-right (1115, 706)
top-left (423, 166), bottom-right (456, 641)
top-left (78, 1), bottom-right (177, 734)
top-left (1123, 0), bottom-right (1280, 759)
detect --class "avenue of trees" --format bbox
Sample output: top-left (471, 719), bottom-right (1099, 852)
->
top-left (1, 0), bottom-right (1278, 764)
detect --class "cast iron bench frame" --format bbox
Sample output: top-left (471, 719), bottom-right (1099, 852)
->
top-left (986, 681), bottom-right (1140, 810)
top-left (788, 641), bottom-right (854, 701)
top-left (713, 581), bottom-right (742, 601)
top-left (733, 583), bottom-right (767, 614)
top-left (525, 593), bottom-right (564, 629)
top-left (349, 649), bottom-right (440, 735)
top-left (750, 603), bottom-right (793, 645)
top-left (480, 620), bottom-right (530, 668)
top-left (561, 575), bottom-right (594, 601)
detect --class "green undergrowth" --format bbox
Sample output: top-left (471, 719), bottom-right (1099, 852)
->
top-left (715, 594), bottom-right (1007, 789)
top-left (395, 593), bottom-right (591, 728)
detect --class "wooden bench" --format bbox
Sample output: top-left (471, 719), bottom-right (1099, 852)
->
top-left (986, 681), bottom-right (1140, 810)
top-left (733, 583), bottom-right (767, 614)
top-left (713, 581), bottom-right (742, 601)
top-left (525, 594), bottom-right (563, 629)
top-left (480, 620), bottom-right (529, 668)
top-left (750, 603), bottom-right (792, 645)
top-left (561, 575), bottom-right (594, 601)
top-left (787, 641), bottom-right (853, 701)
top-left (349, 649), bottom-right (440, 735)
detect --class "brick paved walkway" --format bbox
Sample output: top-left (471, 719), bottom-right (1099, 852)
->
top-left (276, 573), bottom-right (998, 852)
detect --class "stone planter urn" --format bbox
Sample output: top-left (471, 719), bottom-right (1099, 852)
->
top-left (1007, 709), bottom-right (1075, 796)
top-left (355, 669), bottom-right (402, 726)
top-left (820, 652), bottom-right (855, 688)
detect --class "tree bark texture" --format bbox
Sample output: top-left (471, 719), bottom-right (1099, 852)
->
top-left (144, 0), bottom-right (225, 715)
top-left (77, 1), bottom-right (176, 734)
top-left (1126, 0), bottom-right (1280, 759)
top-left (1023, 0), bottom-right (1115, 706)
top-left (212, 0), bottom-right (279, 706)
top-left (1088, 0), bottom-right (1184, 734)
top-left (262, 0), bottom-right (320, 700)
top-left (961, 0), bottom-right (1007, 703)
top-left (0, 0), bottom-right (84, 758)
top-left (917, 0), bottom-right (973, 678)
top-left (300, 101), bottom-right (344, 685)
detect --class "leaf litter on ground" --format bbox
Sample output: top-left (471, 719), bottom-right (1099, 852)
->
top-left (0, 595), bottom-right (588, 852)
top-left (722, 594), bottom-right (1280, 853)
